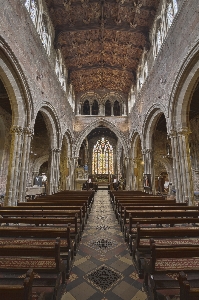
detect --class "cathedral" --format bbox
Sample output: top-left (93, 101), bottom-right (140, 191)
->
top-left (0, 0), bottom-right (199, 299)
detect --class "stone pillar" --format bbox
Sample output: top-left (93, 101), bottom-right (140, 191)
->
top-left (169, 130), bottom-right (183, 202)
top-left (111, 104), bottom-right (114, 116)
top-left (125, 156), bottom-right (131, 190)
top-left (50, 148), bottom-right (61, 194)
top-left (177, 128), bottom-right (194, 204)
top-left (99, 103), bottom-right (103, 116)
top-left (122, 103), bottom-right (127, 116)
top-left (89, 104), bottom-right (92, 115)
top-left (5, 125), bottom-right (23, 206)
top-left (142, 148), bottom-right (153, 193)
top-left (18, 127), bottom-right (33, 202)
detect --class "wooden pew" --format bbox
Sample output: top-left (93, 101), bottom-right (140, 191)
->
top-left (0, 226), bottom-right (74, 278)
top-left (114, 197), bottom-right (175, 212)
top-left (122, 209), bottom-right (199, 233)
top-left (143, 242), bottom-right (199, 300)
top-left (127, 217), bottom-right (199, 256)
top-left (0, 238), bottom-right (65, 300)
top-left (2, 205), bottom-right (86, 228)
top-left (18, 200), bottom-right (89, 221)
top-left (179, 271), bottom-right (199, 300)
top-left (133, 225), bottom-right (199, 278)
top-left (0, 209), bottom-right (84, 235)
top-left (31, 194), bottom-right (94, 211)
top-left (0, 216), bottom-right (80, 252)
top-left (118, 202), bottom-right (188, 225)
top-left (0, 269), bottom-right (36, 300)
top-left (21, 199), bottom-right (91, 215)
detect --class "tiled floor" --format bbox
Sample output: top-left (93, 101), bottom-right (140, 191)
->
top-left (61, 190), bottom-right (147, 300)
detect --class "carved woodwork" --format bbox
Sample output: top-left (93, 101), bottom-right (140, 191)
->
top-left (45, 0), bottom-right (159, 94)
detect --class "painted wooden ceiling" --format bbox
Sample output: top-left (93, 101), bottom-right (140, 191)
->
top-left (45, 0), bottom-right (159, 95)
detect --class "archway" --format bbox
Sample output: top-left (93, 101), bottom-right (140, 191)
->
top-left (0, 42), bottom-right (33, 205)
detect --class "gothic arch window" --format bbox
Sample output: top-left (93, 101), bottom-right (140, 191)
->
top-left (41, 14), bottom-right (49, 52)
top-left (105, 100), bottom-right (111, 116)
top-left (167, 2), bottom-right (174, 28)
top-left (156, 27), bottom-right (162, 54)
top-left (92, 137), bottom-right (113, 174)
top-left (83, 100), bottom-right (90, 115)
top-left (55, 50), bottom-right (67, 91)
top-left (92, 100), bottom-right (99, 115)
top-left (25, 0), bottom-right (38, 27)
top-left (113, 100), bottom-right (120, 116)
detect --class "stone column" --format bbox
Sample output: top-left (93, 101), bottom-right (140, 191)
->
top-left (142, 148), bottom-right (153, 193)
top-left (99, 103), bottom-right (103, 116)
top-left (5, 125), bottom-right (23, 206)
top-left (169, 130), bottom-right (182, 202)
top-left (111, 104), bottom-right (114, 116)
top-left (125, 156), bottom-right (131, 190)
top-left (122, 103), bottom-right (127, 116)
top-left (89, 104), bottom-right (92, 115)
top-left (177, 128), bottom-right (194, 204)
top-left (49, 148), bottom-right (61, 194)
top-left (18, 127), bottom-right (33, 202)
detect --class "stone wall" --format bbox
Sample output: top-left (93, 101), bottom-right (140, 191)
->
top-left (129, 0), bottom-right (199, 134)
top-left (0, 0), bottom-right (74, 135)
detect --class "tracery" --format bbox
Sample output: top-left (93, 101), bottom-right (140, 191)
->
top-left (92, 137), bottom-right (113, 175)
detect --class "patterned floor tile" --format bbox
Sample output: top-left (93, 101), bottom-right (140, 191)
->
top-left (59, 191), bottom-right (147, 300)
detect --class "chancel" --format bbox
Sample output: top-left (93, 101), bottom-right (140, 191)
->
top-left (0, 0), bottom-right (199, 299)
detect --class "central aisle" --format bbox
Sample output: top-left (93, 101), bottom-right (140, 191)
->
top-left (62, 190), bottom-right (147, 300)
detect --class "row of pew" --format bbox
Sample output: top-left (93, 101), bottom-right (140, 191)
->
top-left (110, 190), bottom-right (199, 300)
top-left (0, 190), bottom-right (94, 300)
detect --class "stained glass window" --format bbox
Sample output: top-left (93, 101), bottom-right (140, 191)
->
top-left (92, 137), bottom-right (113, 174)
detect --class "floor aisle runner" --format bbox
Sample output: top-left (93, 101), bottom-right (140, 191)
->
top-left (60, 190), bottom-right (147, 300)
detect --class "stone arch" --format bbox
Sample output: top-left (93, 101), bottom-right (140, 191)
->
top-left (73, 118), bottom-right (128, 158)
top-left (32, 155), bottom-right (49, 175)
top-left (33, 102), bottom-right (61, 150)
top-left (80, 92), bottom-right (100, 104)
top-left (0, 37), bottom-right (33, 127)
top-left (101, 92), bottom-right (123, 105)
top-left (168, 41), bottom-right (199, 132)
top-left (142, 104), bottom-right (168, 150)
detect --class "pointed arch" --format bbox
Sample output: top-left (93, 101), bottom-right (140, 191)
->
top-left (73, 118), bottom-right (128, 158)
top-left (33, 102), bottom-right (61, 150)
top-left (0, 37), bottom-right (33, 127)
top-left (142, 104), bottom-right (168, 150)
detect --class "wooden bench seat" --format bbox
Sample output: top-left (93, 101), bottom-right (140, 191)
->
top-left (122, 209), bottom-right (199, 233)
top-left (0, 226), bottom-right (74, 278)
top-left (143, 242), bottom-right (199, 300)
top-left (19, 200), bottom-right (90, 217)
top-left (0, 238), bottom-right (65, 300)
top-left (127, 217), bottom-right (199, 256)
top-left (0, 216), bottom-right (80, 253)
top-left (0, 209), bottom-right (84, 234)
top-left (122, 205), bottom-right (199, 236)
top-left (133, 225), bottom-right (199, 278)
top-left (0, 269), bottom-right (39, 300)
top-left (179, 271), bottom-right (199, 300)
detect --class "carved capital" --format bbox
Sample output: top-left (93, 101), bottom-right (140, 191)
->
top-left (10, 125), bottom-right (23, 135)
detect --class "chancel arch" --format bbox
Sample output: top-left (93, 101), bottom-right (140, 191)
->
top-left (73, 119), bottom-right (128, 160)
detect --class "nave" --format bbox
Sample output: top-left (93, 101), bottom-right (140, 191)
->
top-left (61, 190), bottom-right (146, 300)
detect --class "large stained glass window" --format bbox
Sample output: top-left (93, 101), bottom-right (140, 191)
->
top-left (92, 137), bottom-right (113, 174)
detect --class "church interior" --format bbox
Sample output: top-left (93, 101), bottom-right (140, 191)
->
top-left (0, 0), bottom-right (199, 299)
